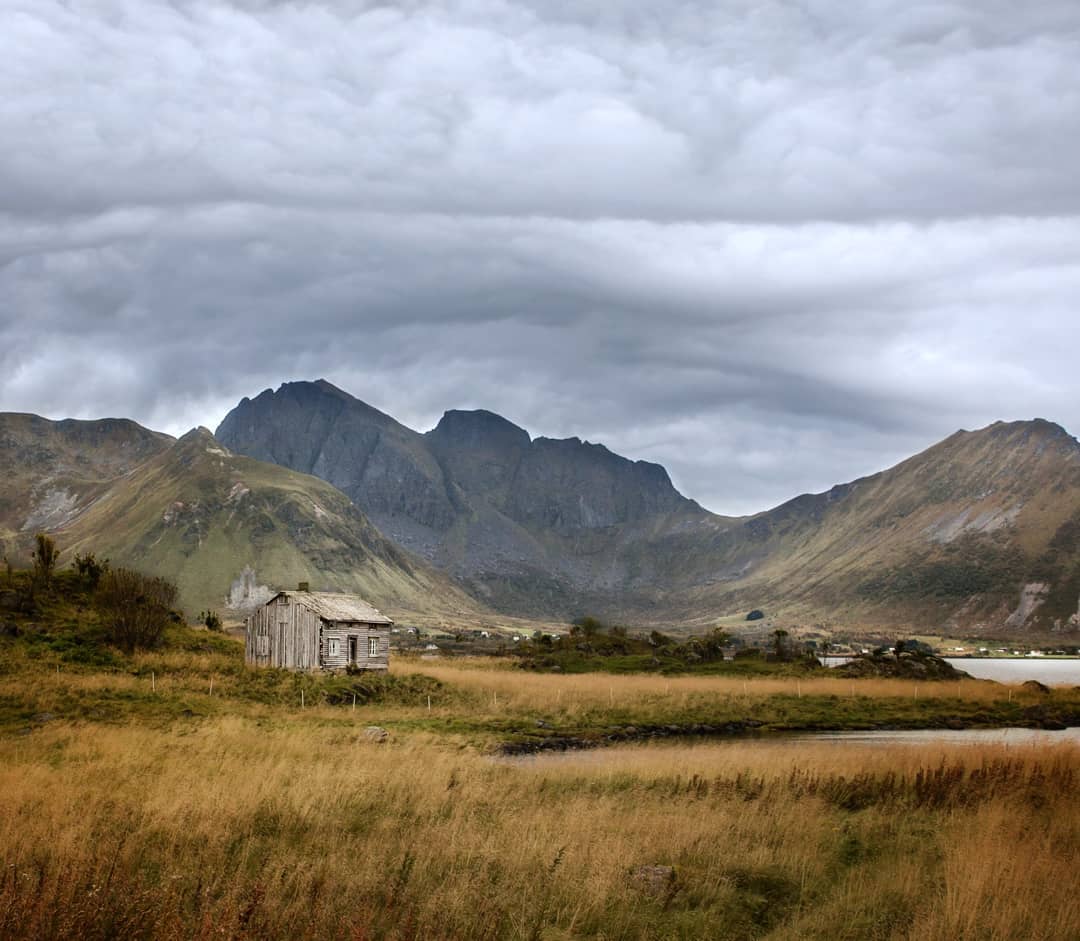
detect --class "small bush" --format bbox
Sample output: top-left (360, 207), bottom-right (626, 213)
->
top-left (32, 534), bottom-right (59, 587)
top-left (72, 552), bottom-right (109, 589)
top-left (198, 610), bottom-right (223, 632)
top-left (96, 568), bottom-right (179, 653)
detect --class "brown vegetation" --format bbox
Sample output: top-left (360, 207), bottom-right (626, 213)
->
top-left (95, 566), bottom-right (179, 653)
top-left (0, 720), bottom-right (1077, 940)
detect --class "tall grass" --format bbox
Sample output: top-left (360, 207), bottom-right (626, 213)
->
top-left (1, 719), bottom-right (1077, 940)
top-left (400, 658), bottom-right (1045, 706)
top-left (3, 648), bottom-right (1076, 748)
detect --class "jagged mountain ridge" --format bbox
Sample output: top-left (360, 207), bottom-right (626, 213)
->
top-left (217, 381), bottom-right (1080, 635)
top-left (5, 390), bottom-right (1079, 636)
top-left (216, 380), bottom-right (712, 616)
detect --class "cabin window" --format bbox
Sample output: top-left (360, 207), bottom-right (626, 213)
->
top-left (368, 637), bottom-right (380, 657)
top-left (277, 595), bottom-right (288, 605)
top-left (328, 638), bottom-right (340, 657)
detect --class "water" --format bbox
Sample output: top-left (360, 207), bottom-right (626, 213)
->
top-left (792, 727), bottom-right (1080, 746)
top-left (820, 656), bottom-right (1080, 686)
top-left (504, 727), bottom-right (1080, 767)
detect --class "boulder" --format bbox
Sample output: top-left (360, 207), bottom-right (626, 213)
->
top-left (629, 865), bottom-right (677, 897)
top-left (363, 726), bottom-right (390, 743)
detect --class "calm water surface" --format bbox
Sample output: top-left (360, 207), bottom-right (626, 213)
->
top-left (505, 727), bottom-right (1080, 767)
top-left (820, 656), bottom-right (1080, 686)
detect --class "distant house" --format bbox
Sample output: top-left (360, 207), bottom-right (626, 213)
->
top-left (245, 583), bottom-right (392, 672)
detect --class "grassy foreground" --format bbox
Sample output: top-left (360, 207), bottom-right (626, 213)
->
top-left (2, 718), bottom-right (1078, 940)
top-left (3, 607), bottom-right (1080, 938)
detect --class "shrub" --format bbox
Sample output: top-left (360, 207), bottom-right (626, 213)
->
top-left (72, 551), bottom-right (109, 589)
top-left (572, 616), bottom-right (606, 637)
top-left (96, 568), bottom-right (179, 653)
top-left (199, 610), bottom-right (224, 632)
top-left (770, 629), bottom-right (792, 661)
top-left (31, 534), bottom-right (59, 587)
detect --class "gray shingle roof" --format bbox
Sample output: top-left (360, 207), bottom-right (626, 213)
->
top-left (274, 590), bottom-right (393, 625)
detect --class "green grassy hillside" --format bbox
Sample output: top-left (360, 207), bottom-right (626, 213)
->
top-left (56, 428), bottom-right (491, 624)
top-left (663, 420), bottom-right (1080, 636)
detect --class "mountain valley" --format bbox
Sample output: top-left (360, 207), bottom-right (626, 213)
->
top-left (2, 383), bottom-right (1078, 639)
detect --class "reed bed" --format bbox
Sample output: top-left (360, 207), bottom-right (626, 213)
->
top-left (399, 658), bottom-right (1064, 708)
top-left (1, 718), bottom-right (1077, 940)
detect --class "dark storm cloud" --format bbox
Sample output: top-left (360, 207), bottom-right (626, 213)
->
top-left (2, 0), bottom-right (1079, 513)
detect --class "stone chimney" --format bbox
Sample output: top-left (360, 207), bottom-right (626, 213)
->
top-left (298, 581), bottom-right (310, 592)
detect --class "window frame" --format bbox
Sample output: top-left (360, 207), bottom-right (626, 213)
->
top-left (328, 637), bottom-right (340, 657)
top-left (368, 636), bottom-right (380, 658)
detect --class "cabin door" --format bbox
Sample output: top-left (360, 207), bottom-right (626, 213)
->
top-left (348, 636), bottom-right (358, 664)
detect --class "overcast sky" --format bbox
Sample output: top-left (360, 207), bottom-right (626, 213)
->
top-left (2, 1), bottom-right (1079, 514)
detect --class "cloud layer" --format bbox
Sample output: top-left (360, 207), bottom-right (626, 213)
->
top-left (2, 0), bottom-right (1079, 513)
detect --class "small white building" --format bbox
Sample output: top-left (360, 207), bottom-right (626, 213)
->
top-left (245, 584), bottom-right (392, 672)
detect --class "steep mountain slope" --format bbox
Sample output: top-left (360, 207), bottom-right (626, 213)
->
top-left (658, 419), bottom-right (1080, 634)
top-left (218, 382), bottom-right (1080, 636)
top-left (215, 380), bottom-right (457, 543)
top-left (0, 413), bottom-right (173, 559)
top-left (57, 428), bottom-right (488, 622)
top-left (217, 381), bottom-right (714, 616)
top-left (5, 395), bottom-right (1079, 637)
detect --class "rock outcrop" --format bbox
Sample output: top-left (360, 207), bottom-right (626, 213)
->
top-left (832, 652), bottom-right (969, 681)
top-left (1005, 583), bottom-right (1051, 630)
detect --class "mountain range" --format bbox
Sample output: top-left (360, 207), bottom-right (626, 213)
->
top-left (0, 412), bottom-right (488, 627)
top-left (3, 380), bottom-right (1079, 638)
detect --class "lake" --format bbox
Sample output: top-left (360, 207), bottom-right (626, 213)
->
top-left (820, 656), bottom-right (1080, 686)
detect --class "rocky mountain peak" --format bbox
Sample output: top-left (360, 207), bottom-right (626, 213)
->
top-left (177, 426), bottom-right (218, 445)
top-left (959, 418), bottom-right (1078, 451)
top-left (427, 409), bottom-right (531, 453)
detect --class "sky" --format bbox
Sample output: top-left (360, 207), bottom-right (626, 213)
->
top-left (2, 0), bottom-right (1079, 515)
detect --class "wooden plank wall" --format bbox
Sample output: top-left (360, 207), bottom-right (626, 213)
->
top-left (245, 595), bottom-right (320, 671)
top-left (321, 623), bottom-right (391, 672)
top-left (245, 597), bottom-right (390, 672)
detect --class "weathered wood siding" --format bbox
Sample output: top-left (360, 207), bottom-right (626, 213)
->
top-left (245, 595), bottom-right (320, 671)
top-left (246, 596), bottom-right (391, 672)
top-left (320, 622), bottom-right (391, 672)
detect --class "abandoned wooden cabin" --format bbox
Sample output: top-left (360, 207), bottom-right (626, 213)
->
top-left (244, 583), bottom-right (393, 672)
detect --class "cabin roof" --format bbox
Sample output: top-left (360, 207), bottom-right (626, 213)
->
top-left (273, 590), bottom-right (393, 625)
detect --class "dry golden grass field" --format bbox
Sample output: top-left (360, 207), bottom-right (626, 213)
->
top-left (2, 646), bottom-right (1080, 940)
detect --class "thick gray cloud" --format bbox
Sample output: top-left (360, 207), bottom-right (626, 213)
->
top-left (1, 0), bottom-right (1078, 513)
